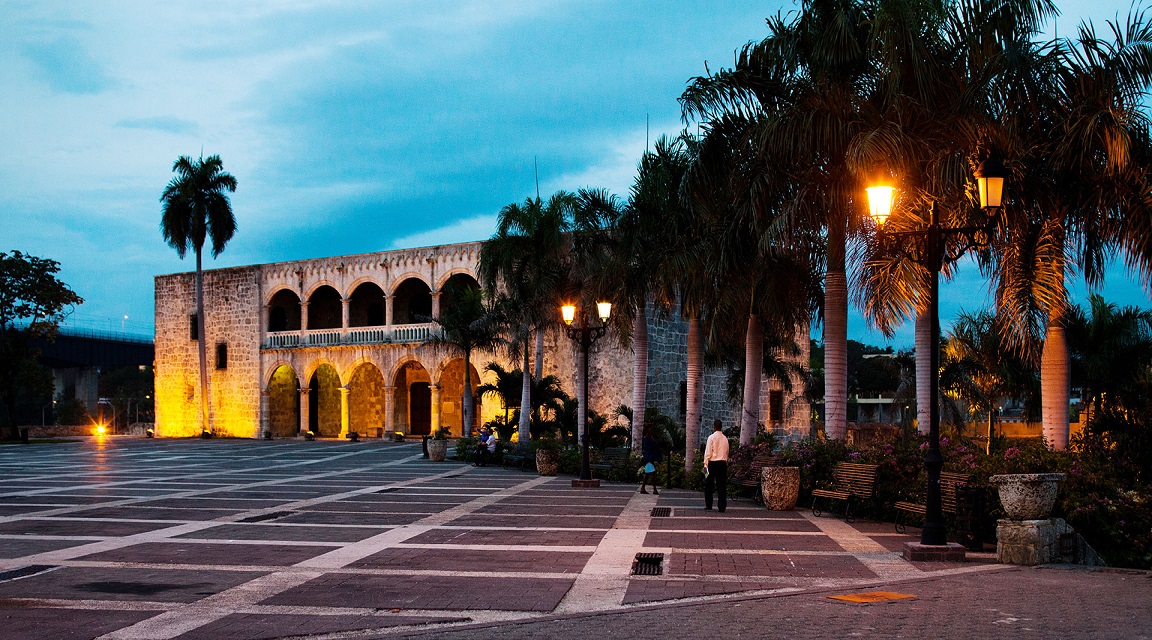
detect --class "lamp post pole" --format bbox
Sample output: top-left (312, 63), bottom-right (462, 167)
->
top-left (561, 302), bottom-right (611, 487)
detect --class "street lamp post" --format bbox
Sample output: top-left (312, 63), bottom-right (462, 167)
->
top-left (867, 155), bottom-right (1006, 555)
top-left (561, 301), bottom-right (612, 488)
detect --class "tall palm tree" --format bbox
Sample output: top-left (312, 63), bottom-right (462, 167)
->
top-left (1066, 294), bottom-right (1152, 421)
top-left (479, 192), bottom-right (574, 444)
top-left (475, 361), bottom-right (522, 436)
top-left (426, 284), bottom-right (507, 437)
top-left (160, 155), bottom-right (237, 436)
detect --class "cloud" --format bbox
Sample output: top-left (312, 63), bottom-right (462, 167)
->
top-left (387, 215), bottom-right (497, 250)
top-left (116, 117), bottom-right (200, 136)
top-left (21, 36), bottom-right (115, 94)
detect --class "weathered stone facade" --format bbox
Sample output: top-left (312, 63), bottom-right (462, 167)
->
top-left (154, 241), bottom-right (809, 448)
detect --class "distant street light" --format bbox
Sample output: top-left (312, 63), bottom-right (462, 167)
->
top-left (560, 300), bottom-right (612, 487)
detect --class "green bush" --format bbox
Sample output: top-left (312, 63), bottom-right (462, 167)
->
top-left (454, 437), bottom-right (477, 461)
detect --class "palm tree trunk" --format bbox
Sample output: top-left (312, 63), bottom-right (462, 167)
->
top-left (631, 303), bottom-right (649, 451)
top-left (740, 313), bottom-right (764, 445)
top-left (576, 344), bottom-right (586, 444)
top-left (462, 351), bottom-right (473, 438)
top-left (1041, 321), bottom-right (1070, 450)
top-left (915, 308), bottom-right (932, 435)
top-left (195, 248), bottom-right (212, 435)
top-left (684, 316), bottom-right (704, 474)
top-left (518, 334), bottom-right (532, 444)
top-left (534, 326), bottom-right (545, 425)
top-left (824, 268), bottom-right (848, 439)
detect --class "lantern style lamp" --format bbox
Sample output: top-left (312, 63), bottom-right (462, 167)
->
top-left (561, 304), bottom-right (576, 326)
top-left (974, 154), bottom-right (1007, 210)
top-left (866, 185), bottom-right (895, 227)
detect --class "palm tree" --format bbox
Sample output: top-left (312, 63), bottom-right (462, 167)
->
top-left (160, 155), bottom-right (237, 436)
top-left (1066, 294), bottom-right (1152, 422)
top-left (426, 284), bottom-right (507, 437)
top-left (475, 361), bottom-right (522, 438)
top-left (479, 192), bottom-right (574, 444)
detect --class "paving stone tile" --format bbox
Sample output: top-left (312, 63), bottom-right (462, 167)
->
top-left (133, 498), bottom-right (291, 510)
top-left (0, 567), bottom-right (267, 603)
top-left (621, 578), bottom-right (787, 604)
top-left (65, 507), bottom-right (244, 521)
top-left (444, 514), bottom-right (616, 529)
top-left (670, 552), bottom-right (876, 578)
top-left (406, 528), bottom-right (606, 547)
top-left (75, 541), bottom-right (341, 566)
top-left (0, 519), bottom-right (172, 537)
top-left (350, 548), bottom-right (593, 573)
top-left (0, 538), bottom-right (94, 557)
top-left (0, 605), bottom-right (156, 640)
top-left (274, 511), bottom-right (422, 526)
top-left (176, 524), bottom-right (389, 543)
top-left (264, 573), bottom-right (575, 611)
top-left (0, 505), bottom-right (59, 516)
top-left (476, 504), bottom-right (625, 516)
top-left (649, 517), bottom-right (820, 532)
top-left (0, 495), bottom-right (121, 505)
top-left (173, 612), bottom-right (456, 639)
top-left (644, 532), bottom-right (843, 551)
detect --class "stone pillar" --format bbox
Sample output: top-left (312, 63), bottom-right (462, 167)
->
top-left (385, 295), bottom-right (395, 327)
top-left (260, 304), bottom-right (269, 341)
top-left (430, 384), bottom-right (441, 434)
top-left (339, 386), bottom-right (350, 437)
top-left (383, 385), bottom-right (395, 436)
top-left (298, 387), bottom-right (311, 435)
top-left (259, 387), bottom-right (270, 437)
top-left (299, 301), bottom-right (310, 341)
top-left (431, 292), bottom-right (441, 320)
top-left (341, 297), bottom-right (350, 337)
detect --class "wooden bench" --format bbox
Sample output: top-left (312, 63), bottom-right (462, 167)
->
top-left (811, 462), bottom-right (879, 522)
top-left (734, 452), bottom-right (777, 503)
top-left (589, 447), bottom-right (632, 479)
top-left (501, 444), bottom-right (533, 471)
top-left (893, 472), bottom-right (971, 533)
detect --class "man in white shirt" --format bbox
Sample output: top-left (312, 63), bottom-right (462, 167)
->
top-left (702, 419), bottom-right (730, 512)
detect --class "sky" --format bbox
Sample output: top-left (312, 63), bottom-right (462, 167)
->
top-left (1, 0), bottom-right (1145, 348)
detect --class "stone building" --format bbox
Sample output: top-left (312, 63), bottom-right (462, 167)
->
top-left (153, 241), bottom-right (810, 444)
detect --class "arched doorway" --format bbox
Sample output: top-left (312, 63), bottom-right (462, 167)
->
top-left (268, 290), bottom-right (301, 332)
top-left (349, 282), bottom-right (386, 327)
top-left (348, 361), bottom-right (386, 436)
top-left (393, 360), bottom-right (431, 435)
top-left (267, 365), bottom-right (299, 437)
top-left (392, 278), bottom-right (432, 324)
top-left (307, 285), bottom-right (342, 330)
top-left (309, 363), bottom-right (341, 436)
top-left (439, 358), bottom-right (481, 437)
top-left (439, 273), bottom-right (481, 317)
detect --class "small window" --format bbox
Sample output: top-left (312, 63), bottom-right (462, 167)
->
top-left (769, 390), bottom-right (784, 422)
top-left (678, 381), bottom-right (688, 420)
top-left (189, 314), bottom-right (199, 340)
top-left (216, 342), bottom-right (228, 370)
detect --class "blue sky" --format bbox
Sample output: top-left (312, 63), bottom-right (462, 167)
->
top-left (0, 0), bottom-right (1144, 347)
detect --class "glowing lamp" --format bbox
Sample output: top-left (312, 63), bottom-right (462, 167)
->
top-left (596, 301), bottom-right (612, 322)
top-left (975, 154), bottom-right (1007, 210)
top-left (866, 185), bottom-right (895, 227)
top-left (561, 304), bottom-right (576, 325)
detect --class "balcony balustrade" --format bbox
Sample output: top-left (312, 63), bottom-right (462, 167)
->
top-left (262, 323), bottom-right (437, 350)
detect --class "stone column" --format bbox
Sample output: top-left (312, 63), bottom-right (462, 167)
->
top-left (299, 301), bottom-right (310, 342)
top-left (430, 384), bottom-right (441, 434)
top-left (431, 292), bottom-right (441, 320)
top-left (339, 386), bottom-right (351, 437)
top-left (341, 297), bottom-right (350, 337)
top-left (260, 304), bottom-right (269, 342)
top-left (259, 387), bottom-right (270, 437)
top-left (383, 385), bottom-right (395, 436)
top-left (298, 387), bottom-right (311, 436)
top-left (385, 295), bottom-right (395, 327)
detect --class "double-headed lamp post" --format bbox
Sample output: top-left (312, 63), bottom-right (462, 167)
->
top-left (561, 300), bottom-right (612, 487)
top-left (866, 156), bottom-right (1006, 551)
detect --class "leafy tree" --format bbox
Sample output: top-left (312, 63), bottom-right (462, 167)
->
top-left (160, 155), bottom-right (237, 435)
top-left (1066, 294), bottom-right (1152, 420)
top-left (0, 251), bottom-right (83, 438)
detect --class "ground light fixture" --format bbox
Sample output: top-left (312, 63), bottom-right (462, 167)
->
top-left (561, 300), bottom-right (612, 487)
top-left (866, 153), bottom-right (1007, 558)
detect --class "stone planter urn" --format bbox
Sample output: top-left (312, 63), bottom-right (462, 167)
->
top-left (761, 466), bottom-right (801, 510)
top-left (989, 473), bottom-right (1065, 520)
top-left (536, 449), bottom-right (559, 476)
top-left (427, 439), bottom-right (448, 462)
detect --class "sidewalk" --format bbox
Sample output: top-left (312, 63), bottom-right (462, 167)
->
top-left (0, 438), bottom-right (1146, 639)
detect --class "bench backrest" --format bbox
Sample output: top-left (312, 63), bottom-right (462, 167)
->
top-left (601, 447), bottom-right (631, 465)
top-left (750, 452), bottom-right (776, 468)
top-left (832, 462), bottom-right (879, 497)
top-left (939, 472), bottom-right (970, 513)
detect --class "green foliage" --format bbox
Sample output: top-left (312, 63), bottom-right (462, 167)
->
top-left (54, 397), bottom-right (89, 426)
top-left (454, 436), bottom-right (477, 461)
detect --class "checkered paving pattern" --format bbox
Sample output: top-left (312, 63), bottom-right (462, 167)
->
top-left (0, 437), bottom-right (994, 639)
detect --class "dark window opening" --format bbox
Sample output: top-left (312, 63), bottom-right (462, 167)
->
top-left (189, 314), bottom-right (199, 340)
top-left (216, 343), bottom-right (228, 370)
top-left (769, 390), bottom-right (784, 423)
top-left (269, 307), bottom-right (288, 332)
top-left (678, 381), bottom-right (688, 421)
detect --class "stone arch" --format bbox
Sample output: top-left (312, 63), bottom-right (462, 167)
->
top-left (392, 359), bottom-right (432, 436)
top-left (308, 362), bottom-right (341, 437)
top-left (438, 272), bottom-right (481, 318)
top-left (267, 364), bottom-right (300, 437)
top-left (348, 280), bottom-right (386, 328)
top-left (437, 357), bottom-right (482, 436)
top-left (392, 277), bottom-right (432, 325)
top-left (387, 271), bottom-right (431, 294)
top-left (267, 289), bottom-right (302, 332)
top-left (435, 267), bottom-right (479, 293)
top-left (306, 284), bottom-right (342, 330)
top-left (347, 360), bottom-right (386, 436)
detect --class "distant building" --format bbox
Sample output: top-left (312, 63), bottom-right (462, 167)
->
top-left (153, 241), bottom-right (809, 443)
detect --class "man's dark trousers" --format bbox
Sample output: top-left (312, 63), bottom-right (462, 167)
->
top-left (704, 460), bottom-right (727, 512)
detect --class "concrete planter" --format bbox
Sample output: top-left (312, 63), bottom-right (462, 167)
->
top-left (428, 439), bottom-right (448, 462)
top-left (990, 473), bottom-right (1065, 520)
top-left (761, 466), bottom-right (800, 510)
top-left (536, 449), bottom-right (559, 476)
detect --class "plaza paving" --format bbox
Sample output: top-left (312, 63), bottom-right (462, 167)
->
top-left (0, 437), bottom-right (1147, 639)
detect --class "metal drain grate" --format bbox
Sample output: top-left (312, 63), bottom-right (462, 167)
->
top-left (631, 553), bottom-right (664, 576)
top-left (237, 510), bottom-right (294, 523)
top-left (650, 507), bottom-right (671, 517)
top-left (0, 565), bottom-right (57, 583)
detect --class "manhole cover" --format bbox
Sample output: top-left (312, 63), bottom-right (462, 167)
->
top-left (631, 553), bottom-right (663, 576)
top-left (650, 507), bottom-right (671, 517)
